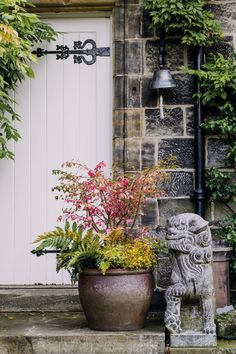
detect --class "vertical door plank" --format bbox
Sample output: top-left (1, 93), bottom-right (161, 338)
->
top-left (14, 79), bottom-right (31, 284)
top-left (96, 19), bottom-right (112, 166)
top-left (45, 34), bottom-right (65, 284)
top-left (0, 98), bottom-right (15, 284)
top-left (29, 53), bottom-right (48, 284)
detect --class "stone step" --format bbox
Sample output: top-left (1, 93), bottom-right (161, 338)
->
top-left (0, 286), bottom-right (164, 313)
top-left (0, 286), bottom-right (81, 312)
top-left (168, 341), bottom-right (236, 354)
top-left (0, 312), bottom-right (165, 354)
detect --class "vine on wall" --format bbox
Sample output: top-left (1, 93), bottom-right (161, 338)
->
top-left (145, 0), bottom-right (236, 265)
top-left (0, 0), bottom-right (57, 159)
top-left (144, 0), bottom-right (222, 46)
top-left (186, 54), bottom-right (236, 268)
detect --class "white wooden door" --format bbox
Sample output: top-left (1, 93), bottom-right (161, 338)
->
top-left (0, 18), bottom-right (112, 285)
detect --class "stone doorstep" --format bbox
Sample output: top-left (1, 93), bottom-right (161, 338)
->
top-left (168, 340), bottom-right (236, 354)
top-left (0, 312), bottom-right (165, 354)
top-left (1, 288), bottom-right (236, 354)
top-left (0, 287), bottom-right (165, 313)
top-left (0, 286), bottom-right (82, 313)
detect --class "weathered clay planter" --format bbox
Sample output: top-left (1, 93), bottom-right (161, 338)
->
top-left (79, 269), bottom-right (154, 331)
top-left (213, 247), bottom-right (232, 308)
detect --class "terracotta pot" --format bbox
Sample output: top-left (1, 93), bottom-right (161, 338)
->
top-left (79, 269), bottom-right (154, 331)
top-left (213, 247), bottom-right (232, 308)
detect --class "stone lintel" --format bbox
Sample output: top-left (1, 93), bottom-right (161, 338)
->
top-left (170, 332), bottom-right (217, 348)
top-left (30, 0), bottom-right (115, 12)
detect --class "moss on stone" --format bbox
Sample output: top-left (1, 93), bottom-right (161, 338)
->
top-left (216, 310), bottom-right (236, 340)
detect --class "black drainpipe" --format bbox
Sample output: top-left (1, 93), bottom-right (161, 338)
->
top-left (194, 46), bottom-right (206, 217)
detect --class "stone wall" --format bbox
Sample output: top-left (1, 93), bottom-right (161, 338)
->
top-left (113, 0), bottom-right (236, 229)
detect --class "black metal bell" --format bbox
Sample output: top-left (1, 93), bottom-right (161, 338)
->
top-left (151, 69), bottom-right (176, 89)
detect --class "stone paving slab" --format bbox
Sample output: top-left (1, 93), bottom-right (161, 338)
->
top-left (0, 287), bottom-right (82, 313)
top-left (168, 340), bottom-right (236, 354)
top-left (0, 312), bottom-right (165, 354)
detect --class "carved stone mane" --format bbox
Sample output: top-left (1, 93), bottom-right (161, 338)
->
top-left (165, 213), bottom-right (216, 335)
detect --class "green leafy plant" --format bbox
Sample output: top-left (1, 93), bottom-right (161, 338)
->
top-left (0, 0), bottom-right (57, 159)
top-left (186, 53), bottom-right (236, 271)
top-left (144, 0), bottom-right (222, 46)
top-left (33, 223), bottom-right (166, 283)
top-left (186, 53), bottom-right (236, 106)
top-left (205, 169), bottom-right (236, 202)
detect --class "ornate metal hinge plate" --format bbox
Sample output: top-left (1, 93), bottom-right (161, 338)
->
top-left (32, 39), bottom-right (110, 65)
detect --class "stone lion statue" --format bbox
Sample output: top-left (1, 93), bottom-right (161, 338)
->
top-left (164, 213), bottom-right (216, 335)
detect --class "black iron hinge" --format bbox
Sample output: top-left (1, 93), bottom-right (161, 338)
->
top-left (32, 39), bottom-right (110, 65)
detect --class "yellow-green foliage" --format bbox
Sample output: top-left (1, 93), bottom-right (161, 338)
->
top-left (122, 239), bottom-right (157, 270)
top-left (33, 223), bottom-right (165, 280)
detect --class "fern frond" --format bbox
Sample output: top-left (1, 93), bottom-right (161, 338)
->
top-left (99, 261), bottom-right (111, 275)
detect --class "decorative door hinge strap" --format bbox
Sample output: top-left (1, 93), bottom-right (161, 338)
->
top-left (32, 39), bottom-right (110, 65)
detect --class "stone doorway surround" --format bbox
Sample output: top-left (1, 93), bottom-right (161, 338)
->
top-left (30, 0), bottom-right (116, 12)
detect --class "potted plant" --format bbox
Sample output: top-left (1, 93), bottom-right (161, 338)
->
top-left (33, 161), bottom-right (168, 331)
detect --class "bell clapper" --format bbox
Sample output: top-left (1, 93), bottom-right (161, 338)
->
top-left (160, 94), bottom-right (164, 119)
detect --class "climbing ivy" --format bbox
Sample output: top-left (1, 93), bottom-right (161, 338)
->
top-left (145, 0), bottom-right (236, 267)
top-left (186, 53), bottom-right (236, 266)
top-left (0, 0), bottom-right (57, 159)
top-left (144, 0), bottom-right (222, 47)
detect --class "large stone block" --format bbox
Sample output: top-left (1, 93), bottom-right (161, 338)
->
top-left (114, 41), bottom-right (125, 75)
top-left (186, 107), bottom-right (195, 136)
top-left (207, 138), bottom-right (229, 168)
top-left (156, 256), bottom-right (172, 289)
top-left (145, 108), bottom-right (184, 137)
top-left (207, 3), bottom-right (236, 32)
top-left (125, 76), bottom-right (141, 108)
top-left (114, 77), bottom-right (141, 109)
top-left (162, 74), bottom-right (195, 105)
top-left (159, 171), bottom-right (194, 198)
top-left (141, 76), bottom-right (157, 108)
top-left (141, 198), bottom-right (158, 228)
top-left (114, 76), bottom-right (125, 109)
top-left (145, 39), bottom-right (184, 73)
top-left (113, 6), bottom-right (124, 41)
top-left (125, 5), bottom-right (142, 39)
top-left (158, 199), bottom-right (194, 226)
top-left (125, 110), bottom-right (142, 137)
top-left (141, 139), bottom-right (156, 168)
top-left (158, 138), bottom-right (194, 168)
top-left (113, 109), bottom-right (142, 138)
top-left (113, 138), bottom-right (124, 170)
top-left (115, 41), bottom-right (143, 75)
top-left (205, 198), bottom-right (236, 223)
top-left (124, 138), bottom-right (141, 171)
top-left (206, 36), bottom-right (234, 59)
top-left (125, 41), bottom-right (143, 74)
top-left (113, 109), bottom-right (124, 138)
